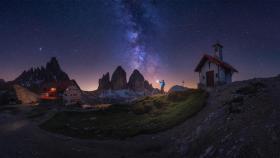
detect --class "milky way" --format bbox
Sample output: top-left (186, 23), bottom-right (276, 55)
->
top-left (1, 0), bottom-right (280, 91)
top-left (114, 0), bottom-right (161, 80)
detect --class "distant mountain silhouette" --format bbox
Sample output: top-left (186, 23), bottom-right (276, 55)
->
top-left (111, 66), bottom-right (127, 90)
top-left (13, 57), bottom-right (70, 92)
top-left (97, 66), bottom-right (158, 95)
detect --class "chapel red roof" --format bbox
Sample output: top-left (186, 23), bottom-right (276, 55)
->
top-left (194, 54), bottom-right (238, 73)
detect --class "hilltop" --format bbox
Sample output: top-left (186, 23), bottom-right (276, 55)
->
top-left (173, 75), bottom-right (280, 157)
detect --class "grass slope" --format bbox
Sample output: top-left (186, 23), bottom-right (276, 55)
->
top-left (40, 90), bottom-right (208, 139)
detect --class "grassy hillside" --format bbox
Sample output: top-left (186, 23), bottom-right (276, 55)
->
top-left (40, 90), bottom-right (208, 139)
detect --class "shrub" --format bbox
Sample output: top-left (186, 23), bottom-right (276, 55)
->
top-left (153, 100), bottom-right (164, 109)
top-left (132, 103), bottom-right (153, 114)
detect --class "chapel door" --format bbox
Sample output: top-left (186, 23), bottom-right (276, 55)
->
top-left (206, 71), bottom-right (214, 87)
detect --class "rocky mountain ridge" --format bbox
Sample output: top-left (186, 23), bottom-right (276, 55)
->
top-left (97, 66), bottom-right (156, 94)
top-left (13, 57), bottom-right (70, 92)
top-left (111, 66), bottom-right (127, 90)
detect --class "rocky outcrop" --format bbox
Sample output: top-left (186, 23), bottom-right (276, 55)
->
top-left (13, 85), bottom-right (39, 104)
top-left (168, 85), bottom-right (189, 93)
top-left (97, 72), bottom-right (111, 91)
top-left (144, 80), bottom-right (154, 92)
top-left (0, 82), bottom-right (19, 105)
top-left (128, 70), bottom-right (145, 92)
top-left (0, 79), bottom-right (6, 90)
top-left (93, 66), bottom-right (159, 102)
top-left (13, 57), bottom-right (70, 92)
top-left (174, 76), bottom-right (280, 158)
top-left (111, 66), bottom-right (127, 90)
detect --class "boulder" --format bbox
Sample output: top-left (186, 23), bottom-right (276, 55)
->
top-left (168, 85), bottom-right (189, 93)
top-left (128, 69), bottom-right (145, 92)
top-left (98, 72), bottom-right (111, 91)
top-left (111, 66), bottom-right (127, 90)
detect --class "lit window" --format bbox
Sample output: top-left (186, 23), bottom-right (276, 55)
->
top-left (50, 88), bottom-right (56, 92)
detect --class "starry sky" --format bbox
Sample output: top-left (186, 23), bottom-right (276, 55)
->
top-left (0, 0), bottom-right (280, 91)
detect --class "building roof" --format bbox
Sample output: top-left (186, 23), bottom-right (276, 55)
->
top-left (194, 54), bottom-right (238, 72)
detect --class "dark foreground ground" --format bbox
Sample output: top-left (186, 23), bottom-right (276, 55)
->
top-left (1, 75), bottom-right (280, 158)
top-left (0, 104), bottom-right (199, 158)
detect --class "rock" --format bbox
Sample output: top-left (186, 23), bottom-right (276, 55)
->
top-left (128, 69), bottom-right (145, 92)
top-left (168, 85), bottom-right (189, 93)
top-left (200, 146), bottom-right (215, 158)
top-left (98, 72), bottom-right (111, 91)
top-left (0, 79), bottom-right (6, 90)
top-left (111, 66), bottom-right (127, 90)
top-left (152, 88), bottom-right (161, 94)
top-left (144, 80), bottom-right (154, 92)
top-left (13, 85), bottom-right (39, 104)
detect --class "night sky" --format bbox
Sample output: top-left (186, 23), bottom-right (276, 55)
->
top-left (1, 0), bottom-right (280, 91)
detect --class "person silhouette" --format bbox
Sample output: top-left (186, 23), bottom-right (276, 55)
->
top-left (159, 80), bottom-right (165, 94)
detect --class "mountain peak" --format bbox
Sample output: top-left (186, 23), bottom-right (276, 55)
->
top-left (132, 69), bottom-right (141, 74)
top-left (128, 69), bottom-right (145, 92)
top-left (98, 72), bottom-right (111, 91)
top-left (14, 57), bottom-right (70, 91)
top-left (96, 66), bottom-right (156, 95)
top-left (46, 57), bottom-right (61, 71)
top-left (115, 66), bottom-right (125, 72)
top-left (111, 66), bottom-right (127, 90)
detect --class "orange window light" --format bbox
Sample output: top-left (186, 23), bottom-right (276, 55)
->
top-left (50, 87), bottom-right (57, 92)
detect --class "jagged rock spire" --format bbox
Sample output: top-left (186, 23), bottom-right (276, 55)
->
top-left (46, 57), bottom-right (61, 71)
top-left (128, 69), bottom-right (145, 92)
top-left (98, 72), bottom-right (111, 91)
top-left (111, 66), bottom-right (127, 90)
top-left (96, 66), bottom-right (157, 95)
top-left (14, 57), bottom-right (70, 91)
